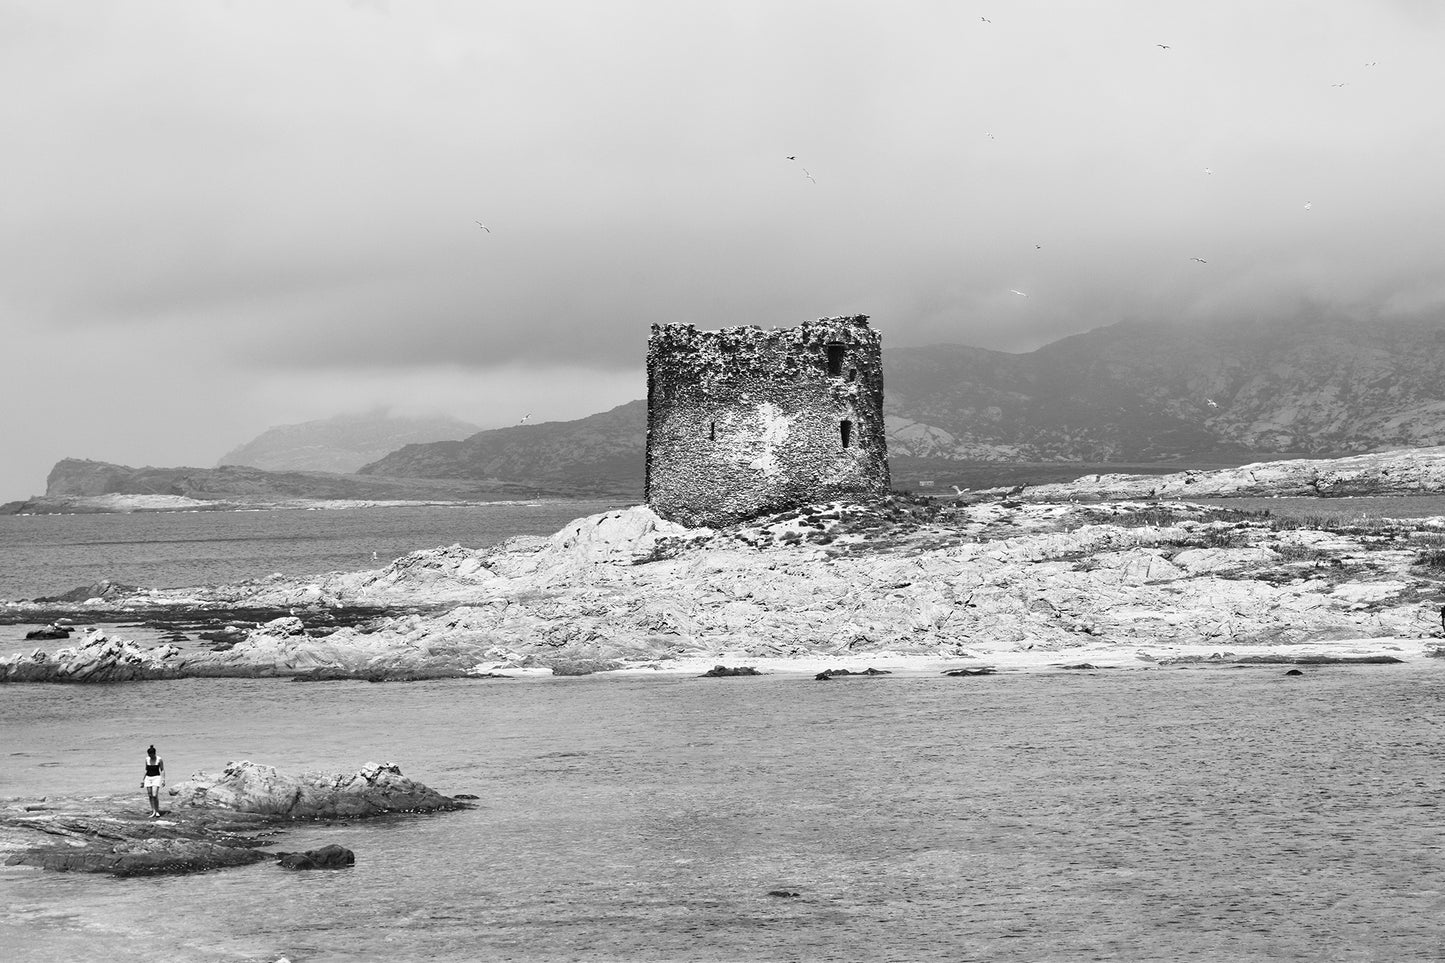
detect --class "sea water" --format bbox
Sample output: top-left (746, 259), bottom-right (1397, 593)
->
top-left (5, 500), bottom-right (1445, 960)
top-left (4, 666), bottom-right (1444, 962)
top-left (0, 500), bottom-right (627, 602)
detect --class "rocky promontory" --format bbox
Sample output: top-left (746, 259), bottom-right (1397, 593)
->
top-left (7, 447), bottom-right (1445, 681)
top-left (1, 760), bottom-right (467, 876)
top-left (0, 458), bottom-right (567, 515)
top-left (990, 446), bottom-right (1445, 501)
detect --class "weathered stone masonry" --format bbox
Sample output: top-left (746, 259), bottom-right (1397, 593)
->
top-left (645, 315), bottom-right (891, 527)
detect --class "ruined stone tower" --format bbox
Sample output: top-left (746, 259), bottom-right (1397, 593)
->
top-left (645, 315), bottom-right (890, 527)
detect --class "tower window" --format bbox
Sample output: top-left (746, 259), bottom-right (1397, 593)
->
top-left (840, 419), bottom-right (852, 448)
top-left (826, 344), bottom-right (845, 376)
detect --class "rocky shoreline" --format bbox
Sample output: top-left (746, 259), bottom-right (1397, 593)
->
top-left (6, 449), bottom-right (1445, 682)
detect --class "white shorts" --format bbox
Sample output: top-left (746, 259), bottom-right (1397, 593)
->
top-left (143, 775), bottom-right (164, 789)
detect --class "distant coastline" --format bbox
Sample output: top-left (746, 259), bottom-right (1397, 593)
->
top-left (0, 493), bottom-right (565, 515)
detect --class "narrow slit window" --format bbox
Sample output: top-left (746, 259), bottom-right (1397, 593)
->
top-left (840, 419), bottom-right (852, 448)
top-left (709, 421), bottom-right (716, 441)
top-left (826, 344), bottom-right (845, 376)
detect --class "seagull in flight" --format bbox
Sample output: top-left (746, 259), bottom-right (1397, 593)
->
top-left (1303, 201), bottom-right (1312, 211)
top-left (1205, 398), bottom-right (1218, 408)
top-left (801, 168), bottom-right (816, 183)
top-left (980, 17), bottom-right (991, 23)
top-left (786, 155), bottom-right (796, 160)
top-left (1364, 61), bottom-right (1378, 67)
top-left (1190, 257), bottom-right (1208, 263)
top-left (1331, 82), bottom-right (1348, 87)
top-left (1009, 289), bottom-right (1028, 297)
top-left (1202, 167), bottom-right (1214, 175)
top-left (519, 413), bottom-right (531, 424)
top-left (1156, 43), bottom-right (1171, 50)
top-left (1035, 243), bottom-right (1042, 250)
top-left (475, 221), bottom-right (491, 232)
top-left (984, 131), bottom-right (996, 140)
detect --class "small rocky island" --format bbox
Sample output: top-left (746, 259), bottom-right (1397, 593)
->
top-left (1, 760), bottom-right (469, 876)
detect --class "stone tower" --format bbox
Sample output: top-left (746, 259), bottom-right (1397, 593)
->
top-left (645, 315), bottom-right (890, 527)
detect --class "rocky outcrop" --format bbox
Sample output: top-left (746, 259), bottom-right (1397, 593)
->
top-left (1004, 447), bottom-right (1445, 501)
top-left (699, 665), bottom-right (762, 677)
top-left (170, 760), bottom-right (463, 818)
top-left (0, 633), bottom-right (184, 682)
top-left (276, 844), bottom-right (356, 870)
top-left (5, 481), bottom-right (1445, 681)
top-left (3, 762), bottom-right (464, 876)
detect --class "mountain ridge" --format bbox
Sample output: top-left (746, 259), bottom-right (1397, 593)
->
top-left (361, 316), bottom-right (1445, 487)
top-left (217, 410), bottom-right (481, 474)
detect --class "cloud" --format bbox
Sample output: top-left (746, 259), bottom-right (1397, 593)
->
top-left (1, 0), bottom-right (1443, 499)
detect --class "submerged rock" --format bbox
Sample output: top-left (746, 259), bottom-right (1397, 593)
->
top-left (276, 844), bottom-right (355, 870)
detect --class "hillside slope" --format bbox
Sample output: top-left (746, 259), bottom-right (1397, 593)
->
top-left (358, 317), bottom-right (1445, 486)
top-left (217, 411), bottom-right (480, 473)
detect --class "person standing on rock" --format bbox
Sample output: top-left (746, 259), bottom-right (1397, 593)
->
top-left (142, 745), bottom-right (165, 817)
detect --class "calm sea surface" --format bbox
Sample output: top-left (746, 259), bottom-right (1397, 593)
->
top-left (4, 499), bottom-right (1445, 961)
top-left (0, 500), bottom-right (627, 602)
top-left (3, 668), bottom-right (1444, 962)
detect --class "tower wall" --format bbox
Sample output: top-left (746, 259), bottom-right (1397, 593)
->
top-left (645, 315), bottom-right (890, 527)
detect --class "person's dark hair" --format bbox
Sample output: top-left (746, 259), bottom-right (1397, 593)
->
top-left (147, 745), bottom-right (157, 757)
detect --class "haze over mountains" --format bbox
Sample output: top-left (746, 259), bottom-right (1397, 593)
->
top-left (217, 411), bottom-right (481, 474)
top-left (364, 316), bottom-right (1445, 487)
top-left (15, 316), bottom-right (1445, 510)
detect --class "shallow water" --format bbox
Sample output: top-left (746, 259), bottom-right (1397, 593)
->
top-left (0, 500), bottom-right (625, 601)
top-left (5, 665), bottom-right (1445, 961)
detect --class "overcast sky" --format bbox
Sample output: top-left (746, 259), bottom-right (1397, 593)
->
top-left (2, 1), bottom-right (1443, 500)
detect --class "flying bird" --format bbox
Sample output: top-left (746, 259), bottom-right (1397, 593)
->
top-left (1364, 61), bottom-right (1378, 67)
top-left (984, 132), bottom-right (996, 140)
top-left (1205, 399), bottom-right (1218, 408)
top-left (1190, 257), bottom-right (1208, 263)
top-left (520, 413), bottom-right (531, 424)
top-left (1156, 43), bottom-right (1171, 49)
top-left (786, 155), bottom-right (796, 160)
top-left (1202, 167), bottom-right (1214, 175)
top-left (1304, 201), bottom-right (1312, 211)
top-left (1009, 289), bottom-right (1028, 297)
top-left (980, 17), bottom-right (991, 23)
top-left (1331, 82), bottom-right (1348, 87)
top-left (1035, 243), bottom-right (1042, 250)
top-left (475, 221), bottom-right (491, 232)
top-left (801, 168), bottom-right (816, 183)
